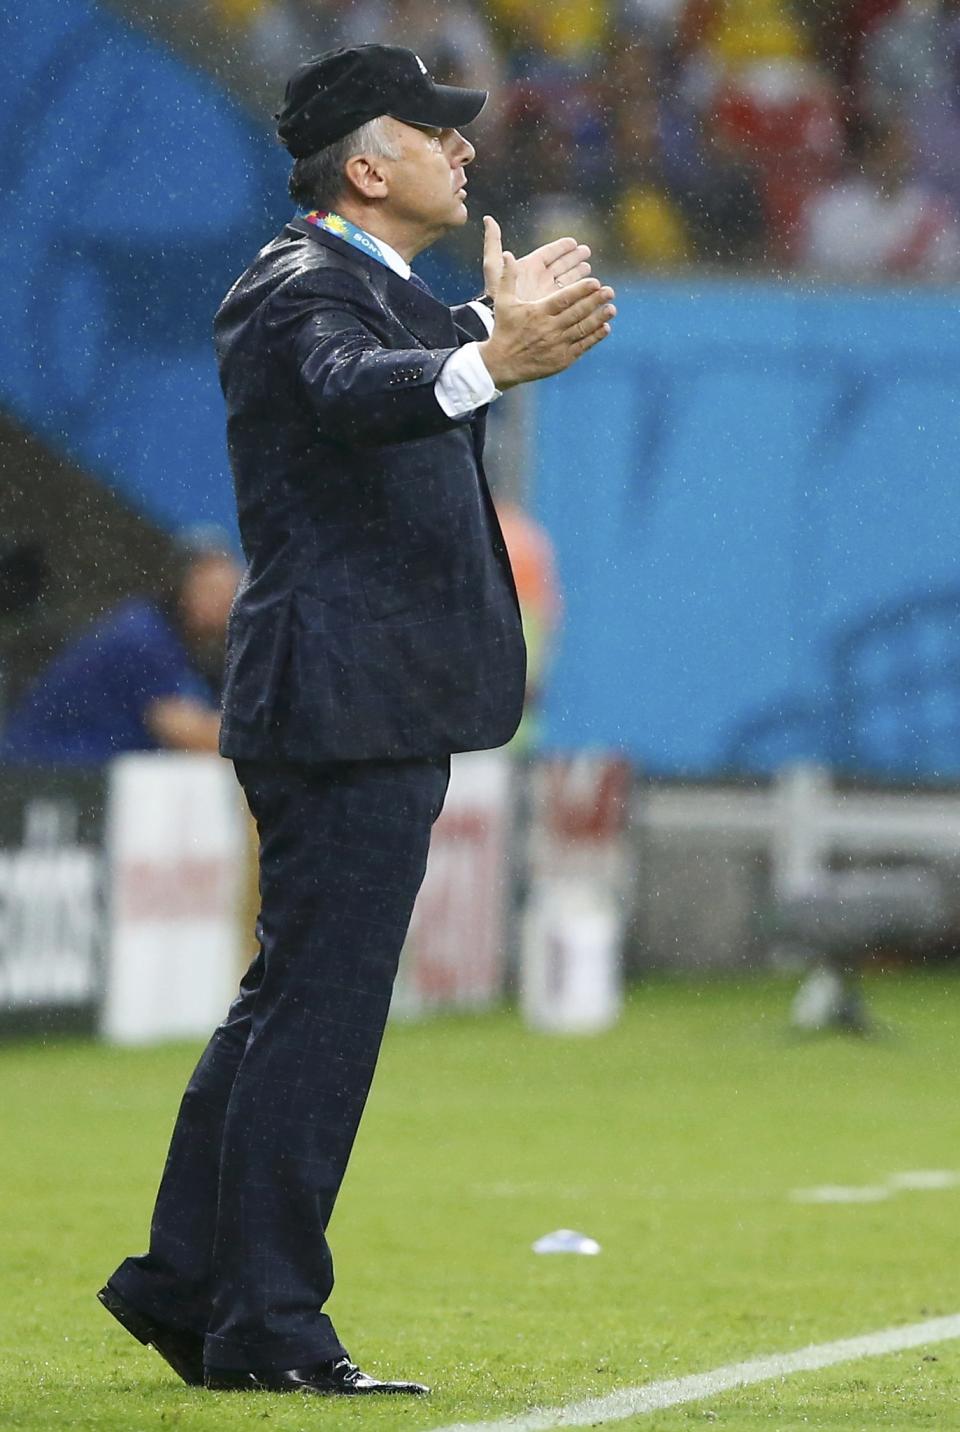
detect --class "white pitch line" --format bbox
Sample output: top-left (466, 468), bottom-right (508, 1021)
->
top-left (427, 1314), bottom-right (960, 1432)
top-left (790, 1184), bottom-right (892, 1203)
top-left (889, 1170), bottom-right (960, 1192)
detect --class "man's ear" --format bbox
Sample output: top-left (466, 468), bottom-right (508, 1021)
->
top-left (343, 153), bottom-right (390, 202)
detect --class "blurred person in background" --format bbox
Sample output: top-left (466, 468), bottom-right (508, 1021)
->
top-left (617, 0), bottom-right (690, 52)
top-left (691, 0), bottom-right (808, 72)
top-left (98, 42), bottom-right (614, 1400)
top-left (241, 0), bottom-right (334, 86)
top-left (706, 44), bottom-right (845, 261)
top-left (487, 0), bottom-right (608, 65)
top-left (657, 82), bottom-right (767, 263)
top-left (0, 534), bottom-right (239, 765)
top-left (797, 115), bottom-right (960, 280)
top-left (685, 119), bottom-right (768, 264)
top-left (858, 0), bottom-right (957, 126)
top-left (794, 0), bottom-right (902, 94)
top-left (603, 10), bottom-right (770, 265)
top-left (614, 113), bottom-right (691, 268)
top-left (335, 0), bottom-right (503, 99)
top-left (248, 0), bottom-right (503, 114)
top-left (495, 500), bottom-right (562, 752)
top-left (863, 0), bottom-right (960, 214)
top-left (601, 43), bottom-right (692, 267)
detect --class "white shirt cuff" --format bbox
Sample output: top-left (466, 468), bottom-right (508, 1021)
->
top-left (466, 299), bottom-right (495, 335)
top-left (435, 340), bottom-right (500, 419)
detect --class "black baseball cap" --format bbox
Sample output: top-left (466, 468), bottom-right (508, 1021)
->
top-left (277, 45), bottom-right (488, 159)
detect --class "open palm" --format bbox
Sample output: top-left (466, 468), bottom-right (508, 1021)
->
top-left (483, 216), bottom-right (592, 301)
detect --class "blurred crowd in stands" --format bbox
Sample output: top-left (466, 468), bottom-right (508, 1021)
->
top-left (143, 0), bottom-right (960, 278)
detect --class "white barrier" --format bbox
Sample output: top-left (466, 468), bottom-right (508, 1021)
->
top-left (0, 779), bottom-right (104, 1026)
top-left (100, 754), bottom-right (245, 1044)
top-left (521, 879), bottom-right (622, 1033)
top-left (392, 750), bottom-right (512, 1017)
top-left (101, 750), bottom-right (517, 1039)
top-left (639, 764), bottom-right (960, 895)
top-left (519, 757), bottom-right (633, 1034)
top-left (0, 748), bottom-right (630, 1041)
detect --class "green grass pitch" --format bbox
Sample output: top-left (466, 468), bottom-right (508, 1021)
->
top-left (2, 974), bottom-right (960, 1430)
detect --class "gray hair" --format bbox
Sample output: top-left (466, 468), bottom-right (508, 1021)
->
top-left (288, 116), bottom-right (402, 212)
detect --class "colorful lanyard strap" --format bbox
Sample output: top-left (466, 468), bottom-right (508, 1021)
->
top-left (298, 209), bottom-right (392, 270)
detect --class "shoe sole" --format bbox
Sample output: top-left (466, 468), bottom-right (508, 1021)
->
top-left (97, 1284), bottom-right (204, 1387)
top-left (205, 1380), bottom-right (430, 1395)
top-left (205, 1369), bottom-right (430, 1395)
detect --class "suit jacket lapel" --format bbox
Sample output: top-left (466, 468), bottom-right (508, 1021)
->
top-left (285, 219), bottom-right (457, 350)
top-left (382, 268), bottom-right (457, 350)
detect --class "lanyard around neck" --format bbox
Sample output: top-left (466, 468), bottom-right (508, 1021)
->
top-left (298, 209), bottom-right (393, 271)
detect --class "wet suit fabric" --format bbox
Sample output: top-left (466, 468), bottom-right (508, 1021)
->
top-left (111, 755), bottom-right (449, 1369)
top-left (106, 219), bottom-right (525, 1373)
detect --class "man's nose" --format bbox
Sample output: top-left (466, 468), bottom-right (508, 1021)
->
top-left (452, 131), bottom-right (476, 166)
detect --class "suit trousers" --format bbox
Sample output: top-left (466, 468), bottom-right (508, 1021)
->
top-left (109, 754), bottom-right (450, 1372)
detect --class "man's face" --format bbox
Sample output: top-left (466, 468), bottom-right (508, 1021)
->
top-left (380, 119), bottom-right (476, 238)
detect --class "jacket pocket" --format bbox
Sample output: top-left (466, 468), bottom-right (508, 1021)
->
top-left (222, 592), bottom-right (293, 729)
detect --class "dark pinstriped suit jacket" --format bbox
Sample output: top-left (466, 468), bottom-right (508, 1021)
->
top-left (214, 220), bottom-right (526, 763)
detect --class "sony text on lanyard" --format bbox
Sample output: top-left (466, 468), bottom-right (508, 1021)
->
top-left (299, 210), bottom-right (393, 270)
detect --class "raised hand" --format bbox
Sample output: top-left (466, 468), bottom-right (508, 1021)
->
top-left (483, 216), bottom-right (592, 301)
top-left (478, 215), bottom-right (615, 390)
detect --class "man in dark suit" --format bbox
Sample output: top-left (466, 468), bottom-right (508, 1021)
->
top-left (99, 44), bottom-right (615, 1397)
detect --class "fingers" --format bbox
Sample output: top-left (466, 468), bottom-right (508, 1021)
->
top-left (537, 236), bottom-right (580, 268)
top-left (542, 275), bottom-right (606, 315)
top-left (500, 250), bottom-right (519, 300)
top-left (571, 321), bottom-right (612, 358)
top-left (549, 243), bottom-right (592, 283)
top-left (482, 214), bottom-right (504, 295)
top-left (567, 259), bottom-right (592, 284)
top-left (557, 287), bottom-right (616, 332)
top-left (567, 303), bottom-right (615, 344)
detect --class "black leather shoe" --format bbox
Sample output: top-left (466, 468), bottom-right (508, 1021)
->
top-left (205, 1357), bottom-right (430, 1396)
top-left (97, 1283), bottom-right (205, 1387)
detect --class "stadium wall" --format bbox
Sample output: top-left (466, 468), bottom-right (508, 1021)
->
top-left (0, 0), bottom-right (288, 538)
top-left (535, 280), bottom-right (960, 782)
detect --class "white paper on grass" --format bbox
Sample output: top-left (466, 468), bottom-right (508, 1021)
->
top-left (532, 1229), bottom-right (601, 1255)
